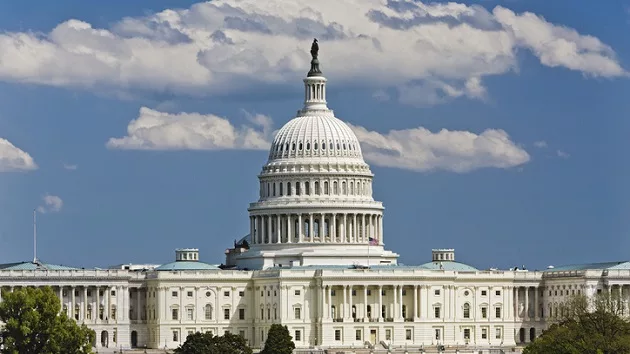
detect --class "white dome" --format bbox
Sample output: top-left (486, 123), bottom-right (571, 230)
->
top-left (268, 111), bottom-right (363, 162)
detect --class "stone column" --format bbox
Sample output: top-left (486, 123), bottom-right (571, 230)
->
top-left (332, 214), bottom-right (337, 243)
top-left (364, 286), bottom-right (369, 321)
top-left (58, 287), bottom-right (63, 314)
top-left (399, 285), bottom-right (404, 320)
top-left (393, 285), bottom-right (398, 319)
top-left (353, 214), bottom-right (357, 243)
top-left (319, 213), bottom-right (324, 242)
top-left (83, 287), bottom-right (88, 321)
top-left (250, 217), bottom-right (255, 244)
top-left (71, 287), bottom-right (76, 320)
top-left (327, 286), bottom-right (332, 319)
top-left (309, 214), bottom-right (314, 242)
top-left (524, 287), bottom-right (529, 320)
top-left (343, 214), bottom-right (347, 242)
top-left (515, 287), bottom-right (520, 319)
top-left (379, 215), bottom-right (383, 243)
top-left (534, 287), bottom-right (539, 320)
top-left (378, 285), bottom-right (383, 321)
top-left (349, 285), bottom-right (353, 320)
top-left (321, 285), bottom-right (326, 320)
top-left (287, 214), bottom-right (292, 243)
top-left (276, 215), bottom-right (281, 244)
top-left (298, 214), bottom-right (303, 242)
top-left (266, 215), bottom-right (271, 244)
top-left (343, 285), bottom-right (348, 319)
top-left (137, 288), bottom-right (142, 321)
top-left (413, 285), bottom-right (418, 320)
top-left (95, 287), bottom-right (100, 322)
top-left (362, 214), bottom-right (366, 242)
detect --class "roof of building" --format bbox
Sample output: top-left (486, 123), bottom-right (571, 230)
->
top-left (545, 261), bottom-right (630, 272)
top-left (418, 261), bottom-right (479, 272)
top-left (154, 261), bottom-right (220, 271)
top-left (0, 261), bottom-right (79, 271)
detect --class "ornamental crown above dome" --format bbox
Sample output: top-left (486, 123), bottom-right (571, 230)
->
top-left (265, 41), bottom-right (365, 163)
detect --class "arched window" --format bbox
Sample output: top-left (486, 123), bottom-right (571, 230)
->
top-left (324, 219), bottom-right (329, 237)
top-left (99, 305), bottom-right (104, 320)
top-left (292, 143), bottom-right (296, 151)
top-left (285, 143), bottom-right (289, 152)
top-left (273, 183), bottom-right (276, 196)
top-left (463, 303), bottom-right (470, 318)
top-left (267, 183), bottom-right (270, 197)
top-left (342, 181), bottom-right (346, 195)
top-left (279, 183), bottom-right (283, 196)
top-left (314, 142), bottom-right (318, 150)
top-left (287, 182), bottom-right (292, 196)
top-left (305, 181), bottom-right (310, 195)
top-left (352, 305), bottom-right (357, 319)
top-left (296, 182), bottom-right (301, 196)
top-left (304, 219), bottom-right (310, 237)
top-left (367, 305), bottom-right (372, 318)
top-left (75, 304), bottom-right (80, 320)
top-left (331, 305), bottom-right (336, 319)
top-left (333, 181), bottom-right (338, 195)
top-left (324, 181), bottom-right (329, 195)
top-left (322, 141), bottom-right (326, 150)
top-left (350, 182), bottom-right (354, 195)
top-left (306, 142), bottom-right (310, 150)
top-left (299, 142), bottom-right (303, 150)
top-left (205, 304), bottom-right (213, 320)
top-left (315, 181), bottom-right (320, 195)
top-left (402, 305), bottom-right (407, 319)
top-left (87, 304), bottom-right (92, 320)
top-left (314, 219), bottom-right (320, 237)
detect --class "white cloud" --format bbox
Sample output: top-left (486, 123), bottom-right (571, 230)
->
top-left (106, 107), bottom-right (272, 150)
top-left (0, 138), bottom-right (37, 172)
top-left (37, 194), bottom-right (63, 213)
top-left (556, 149), bottom-right (570, 158)
top-left (350, 124), bottom-right (530, 172)
top-left (63, 163), bottom-right (78, 170)
top-left (533, 140), bottom-right (547, 148)
top-left (0, 1), bottom-right (623, 105)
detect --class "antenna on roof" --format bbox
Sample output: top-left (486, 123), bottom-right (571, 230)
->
top-left (33, 209), bottom-right (38, 263)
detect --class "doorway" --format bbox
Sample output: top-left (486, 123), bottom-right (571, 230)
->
top-left (101, 331), bottom-right (109, 348)
top-left (131, 330), bottom-right (138, 347)
top-left (370, 329), bottom-right (377, 345)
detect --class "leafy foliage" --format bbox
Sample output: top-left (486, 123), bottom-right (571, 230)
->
top-left (524, 292), bottom-right (630, 354)
top-left (0, 286), bottom-right (95, 354)
top-left (260, 324), bottom-right (295, 354)
top-left (174, 331), bottom-right (252, 354)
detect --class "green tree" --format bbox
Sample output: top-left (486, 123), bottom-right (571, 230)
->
top-left (174, 332), bottom-right (252, 354)
top-left (260, 324), bottom-right (295, 354)
top-left (0, 286), bottom-right (94, 354)
top-left (524, 292), bottom-right (630, 354)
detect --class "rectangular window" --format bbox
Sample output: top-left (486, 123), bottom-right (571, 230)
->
top-left (495, 307), bottom-right (501, 319)
top-left (481, 307), bottom-right (487, 319)
top-left (335, 329), bottom-right (341, 341)
top-left (172, 291), bottom-right (178, 297)
top-left (352, 289), bottom-right (357, 296)
top-left (381, 289), bottom-right (386, 296)
top-left (406, 329), bottom-right (412, 340)
top-left (355, 329), bottom-right (362, 341)
top-left (331, 290), bottom-right (336, 296)
top-left (187, 291), bottom-right (193, 297)
top-left (224, 291), bottom-right (230, 297)
top-left (87, 290), bottom-right (92, 297)
top-left (173, 330), bottom-right (179, 342)
top-left (435, 329), bottom-right (441, 340)
top-left (261, 290), bottom-right (264, 297)
top-left (481, 290), bottom-right (487, 296)
top-left (464, 328), bottom-right (470, 340)
top-left (187, 308), bottom-right (193, 320)
top-left (367, 289), bottom-right (371, 296)
top-left (482, 328), bottom-right (487, 339)
top-left (385, 329), bottom-right (391, 341)
top-left (239, 330), bottom-right (245, 338)
top-left (239, 308), bottom-right (245, 320)
top-left (294, 307), bottom-right (301, 319)
top-left (402, 289), bottom-right (407, 296)
top-left (74, 290), bottom-right (79, 297)
top-left (239, 291), bottom-right (245, 297)
top-left (99, 290), bottom-right (104, 297)
top-left (294, 290), bottom-right (301, 296)
top-left (495, 328), bottom-right (502, 339)
top-left (434, 289), bottom-right (440, 296)
top-left (172, 309), bottom-right (178, 320)
top-left (495, 290), bottom-right (501, 296)
top-left (295, 330), bottom-right (301, 341)
top-left (111, 290), bottom-right (116, 296)
top-left (224, 309), bottom-right (230, 320)
top-left (434, 307), bottom-right (441, 319)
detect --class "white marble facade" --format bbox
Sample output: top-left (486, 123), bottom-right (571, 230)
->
top-left (1, 49), bottom-right (630, 353)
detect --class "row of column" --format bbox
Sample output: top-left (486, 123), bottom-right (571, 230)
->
top-left (250, 213), bottom-right (383, 245)
top-left (0, 285), bottom-right (129, 323)
top-left (514, 286), bottom-right (541, 320)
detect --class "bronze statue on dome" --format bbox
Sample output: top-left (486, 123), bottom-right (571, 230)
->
top-left (307, 38), bottom-right (322, 77)
top-left (310, 38), bottom-right (319, 59)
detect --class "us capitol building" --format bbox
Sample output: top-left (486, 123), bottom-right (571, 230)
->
top-left (2, 42), bottom-right (630, 353)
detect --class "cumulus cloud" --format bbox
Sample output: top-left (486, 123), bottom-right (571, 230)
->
top-left (106, 107), bottom-right (272, 150)
top-left (0, 1), bottom-right (623, 105)
top-left (350, 124), bottom-right (530, 172)
top-left (37, 194), bottom-right (63, 213)
top-left (0, 138), bottom-right (37, 172)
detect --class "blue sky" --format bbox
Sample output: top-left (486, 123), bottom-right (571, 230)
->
top-left (0, 0), bottom-right (629, 270)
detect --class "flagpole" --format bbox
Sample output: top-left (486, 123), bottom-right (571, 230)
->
top-left (33, 209), bottom-right (37, 263)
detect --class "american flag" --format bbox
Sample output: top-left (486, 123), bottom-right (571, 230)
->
top-left (368, 237), bottom-right (378, 246)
